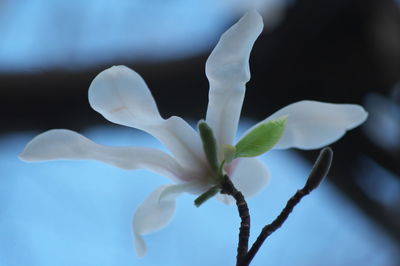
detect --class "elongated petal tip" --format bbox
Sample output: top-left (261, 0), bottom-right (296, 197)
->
top-left (19, 146), bottom-right (30, 161)
top-left (18, 152), bottom-right (34, 162)
top-left (206, 10), bottom-right (263, 85)
top-left (19, 129), bottom-right (91, 162)
top-left (18, 152), bottom-right (28, 162)
top-left (346, 105), bottom-right (368, 129)
top-left (19, 133), bottom-right (45, 162)
top-left (243, 9), bottom-right (264, 31)
top-left (134, 233), bottom-right (147, 257)
top-left (88, 65), bottom-right (162, 128)
top-left (132, 186), bottom-right (177, 253)
top-left (132, 183), bottom-right (206, 256)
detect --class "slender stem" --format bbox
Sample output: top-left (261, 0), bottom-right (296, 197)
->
top-left (220, 175), bottom-right (250, 266)
top-left (240, 189), bottom-right (308, 265)
top-left (240, 147), bottom-right (333, 266)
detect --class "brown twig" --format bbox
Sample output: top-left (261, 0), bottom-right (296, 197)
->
top-left (220, 175), bottom-right (250, 266)
top-left (240, 147), bottom-right (333, 266)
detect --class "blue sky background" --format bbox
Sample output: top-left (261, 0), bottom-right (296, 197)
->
top-left (0, 0), bottom-right (286, 72)
top-left (1, 122), bottom-right (398, 266)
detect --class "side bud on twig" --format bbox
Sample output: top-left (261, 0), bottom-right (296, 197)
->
top-left (303, 147), bottom-right (333, 193)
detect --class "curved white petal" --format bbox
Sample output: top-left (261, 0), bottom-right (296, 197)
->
top-left (88, 65), bottom-right (162, 127)
top-left (19, 129), bottom-right (189, 182)
top-left (151, 116), bottom-right (207, 170)
top-left (244, 100), bottom-right (368, 150)
top-left (205, 10), bottom-right (263, 153)
top-left (159, 182), bottom-right (208, 200)
top-left (88, 65), bottom-right (205, 170)
top-left (217, 157), bottom-right (269, 204)
top-left (133, 183), bottom-right (201, 256)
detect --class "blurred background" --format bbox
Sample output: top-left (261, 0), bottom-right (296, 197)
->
top-left (1, 0), bottom-right (400, 265)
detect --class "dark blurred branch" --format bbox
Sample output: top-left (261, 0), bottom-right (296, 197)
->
top-left (2, 0), bottom-right (399, 134)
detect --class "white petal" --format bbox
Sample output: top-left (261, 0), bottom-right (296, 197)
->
top-left (19, 129), bottom-right (189, 182)
top-left (150, 116), bottom-right (207, 171)
top-left (245, 100), bottom-right (368, 150)
top-left (159, 182), bottom-right (208, 200)
top-left (88, 65), bottom-right (163, 127)
top-left (217, 157), bottom-right (269, 204)
top-left (205, 10), bottom-right (263, 153)
top-left (88, 65), bottom-right (206, 170)
top-left (133, 183), bottom-right (200, 256)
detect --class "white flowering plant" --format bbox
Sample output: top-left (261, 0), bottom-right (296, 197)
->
top-left (20, 10), bottom-right (367, 265)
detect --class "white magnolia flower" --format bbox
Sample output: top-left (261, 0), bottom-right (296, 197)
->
top-left (19, 10), bottom-right (367, 256)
